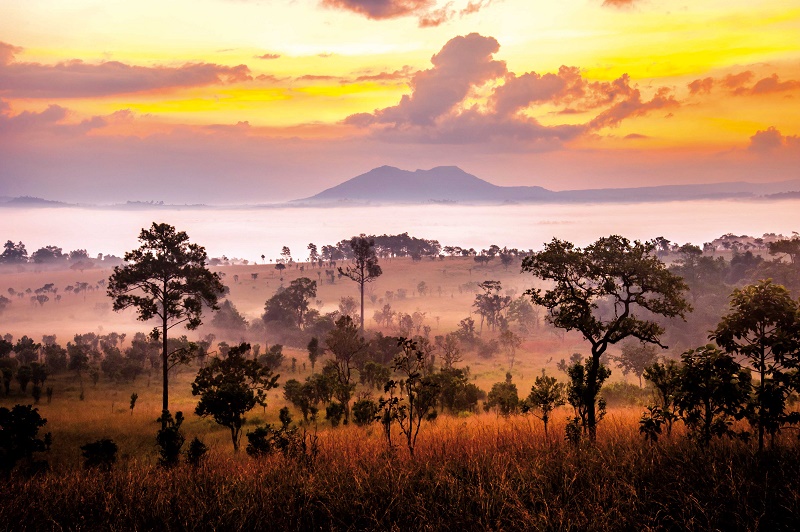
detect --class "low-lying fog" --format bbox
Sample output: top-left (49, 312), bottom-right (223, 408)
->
top-left (3, 199), bottom-right (799, 261)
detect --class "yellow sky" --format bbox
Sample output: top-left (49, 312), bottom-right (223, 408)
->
top-left (1, 0), bottom-right (799, 201)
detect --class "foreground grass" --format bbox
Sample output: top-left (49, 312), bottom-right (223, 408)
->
top-left (3, 414), bottom-right (799, 531)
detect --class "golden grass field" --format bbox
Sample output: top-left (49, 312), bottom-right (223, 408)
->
top-left (2, 256), bottom-right (799, 530)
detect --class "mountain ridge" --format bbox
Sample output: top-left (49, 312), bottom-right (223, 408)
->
top-left (295, 165), bottom-right (800, 204)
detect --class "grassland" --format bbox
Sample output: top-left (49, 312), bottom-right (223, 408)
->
top-left (1, 256), bottom-right (799, 530)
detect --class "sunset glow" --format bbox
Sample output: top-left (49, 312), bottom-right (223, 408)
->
top-left (1, 0), bottom-right (798, 202)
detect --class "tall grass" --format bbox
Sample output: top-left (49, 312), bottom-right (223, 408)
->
top-left (3, 412), bottom-right (798, 530)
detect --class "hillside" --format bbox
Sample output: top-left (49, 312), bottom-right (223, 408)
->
top-left (296, 165), bottom-right (800, 204)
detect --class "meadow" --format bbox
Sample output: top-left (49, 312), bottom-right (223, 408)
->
top-left (1, 250), bottom-right (799, 530)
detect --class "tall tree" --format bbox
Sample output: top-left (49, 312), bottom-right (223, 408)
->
top-left (338, 234), bottom-right (382, 331)
top-left (522, 235), bottom-right (690, 440)
top-left (107, 223), bottom-right (225, 426)
top-left (711, 280), bottom-right (800, 451)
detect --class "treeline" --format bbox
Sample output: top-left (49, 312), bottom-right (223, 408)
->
top-left (0, 241), bottom-right (123, 269)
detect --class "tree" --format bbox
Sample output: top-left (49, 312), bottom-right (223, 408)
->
top-left (642, 359), bottom-right (682, 437)
top-left (522, 235), bottom-right (690, 440)
top-left (192, 343), bottom-right (279, 451)
top-left (676, 345), bottom-right (751, 445)
top-left (107, 223), bottom-right (225, 426)
top-left (325, 316), bottom-right (368, 424)
top-left (526, 369), bottom-right (566, 439)
top-left (565, 357), bottom-right (611, 437)
top-left (338, 235), bottom-right (382, 331)
top-left (768, 236), bottom-right (800, 265)
top-left (14, 336), bottom-right (40, 365)
top-left (0, 405), bottom-right (51, 476)
top-left (711, 280), bottom-right (800, 451)
top-left (263, 277), bottom-right (317, 329)
top-left (378, 338), bottom-right (439, 456)
top-left (473, 281), bottom-right (511, 332)
top-left (612, 341), bottom-right (659, 387)
top-left (0, 241), bottom-right (27, 264)
top-left (307, 337), bottom-right (321, 371)
top-left (486, 372), bottom-right (519, 416)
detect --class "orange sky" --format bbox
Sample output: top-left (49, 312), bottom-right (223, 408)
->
top-left (0, 0), bottom-right (798, 202)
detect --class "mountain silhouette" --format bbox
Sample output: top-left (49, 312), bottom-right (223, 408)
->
top-left (296, 166), bottom-right (800, 204)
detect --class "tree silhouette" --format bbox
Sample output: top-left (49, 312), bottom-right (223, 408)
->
top-left (192, 343), bottom-right (279, 451)
top-left (522, 235), bottom-right (690, 440)
top-left (107, 223), bottom-right (225, 426)
top-left (338, 235), bottom-right (382, 331)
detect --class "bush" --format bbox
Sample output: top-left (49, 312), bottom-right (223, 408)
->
top-left (80, 439), bottom-right (118, 471)
top-left (0, 405), bottom-right (51, 476)
top-left (352, 398), bottom-right (378, 426)
top-left (155, 411), bottom-right (184, 468)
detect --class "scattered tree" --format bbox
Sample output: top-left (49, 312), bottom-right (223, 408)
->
top-left (338, 235), bottom-right (382, 331)
top-left (108, 223), bottom-right (225, 426)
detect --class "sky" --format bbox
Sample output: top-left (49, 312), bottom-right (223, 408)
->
top-left (0, 0), bottom-right (799, 203)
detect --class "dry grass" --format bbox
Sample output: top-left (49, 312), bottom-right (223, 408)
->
top-left (2, 411), bottom-right (798, 530)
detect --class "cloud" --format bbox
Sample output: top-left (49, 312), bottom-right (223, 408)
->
top-left (256, 53), bottom-right (281, 60)
top-left (722, 70), bottom-right (754, 91)
top-left (0, 43), bottom-right (252, 98)
top-left (369, 33), bottom-right (506, 126)
top-left (602, 0), bottom-right (638, 7)
top-left (355, 66), bottom-right (415, 82)
top-left (321, 0), bottom-right (433, 20)
top-left (748, 126), bottom-right (800, 153)
top-left (418, 3), bottom-right (455, 27)
top-left (0, 42), bottom-right (23, 65)
top-left (687, 77), bottom-right (714, 95)
top-left (750, 74), bottom-right (800, 95)
top-left (346, 33), bottom-right (678, 146)
top-left (588, 86), bottom-right (678, 129)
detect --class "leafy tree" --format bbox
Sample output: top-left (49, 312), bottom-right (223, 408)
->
top-left (307, 337), bottom-right (321, 371)
top-left (13, 336), bottom-right (40, 365)
top-left (566, 357), bottom-right (611, 436)
top-left (262, 277), bottom-right (318, 329)
top-left (130, 393), bottom-right (138, 415)
top-left (0, 241), bottom-right (28, 264)
top-left (192, 343), bottom-right (279, 451)
top-left (15, 365), bottom-right (32, 394)
top-left (499, 329), bottom-right (522, 370)
top-left (711, 280), bottom-right (800, 451)
top-left (473, 280), bottom-right (511, 332)
top-left (612, 341), bottom-right (659, 387)
top-left (42, 343), bottom-right (67, 373)
top-left (352, 398), bottom-right (378, 426)
top-left (0, 405), bottom-right (51, 476)
top-left (338, 235), bottom-right (382, 331)
top-left (768, 236), bottom-right (800, 265)
top-left (435, 333), bottom-right (462, 370)
top-left (522, 235), bottom-right (690, 439)
top-left (155, 411), bottom-right (185, 468)
top-left (325, 316), bottom-right (368, 424)
top-left (108, 223), bottom-right (225, 426)
top-left (676, 345), bottom-right (751, 445)
top-left (30, 245), bottom-right (65, 264)
top-left (428, 367), bottom-right (483, 414)
top-left (378, 338), bottom-right (439, 456)
top-left (642, 359), bottom-right (682, 437)
top-left (186, 437), bottom-right (208, 468)
top-left (486, 372), bottom-right (520, 416)
top-left (211, 300), bottom-right (249, 331)
top-left (526, 369), bottom-right (566, 438)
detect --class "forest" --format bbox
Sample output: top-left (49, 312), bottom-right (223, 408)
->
top-left (1, 227), bottom-right (799, 530)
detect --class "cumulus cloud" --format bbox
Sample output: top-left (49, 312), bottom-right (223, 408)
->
top-left (369, 33), bottom-right (506, 126)
top-left (750, 74), bottom-right (800, 95)
top-left (0, 42), bottom-right (252, 98)
top-left (688, 70), bottom-right (799, 97)
top-left (748, 126), bottom-right (800, 153)
top-left (347, 34), bottom-right (678, 146)
top-left (687, 77), bottom-right (714, 95)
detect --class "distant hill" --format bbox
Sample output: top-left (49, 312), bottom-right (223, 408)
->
top-left (3, 196), bottom-right (67, 207)
top-left (296, 166), bottom-right (800, 204)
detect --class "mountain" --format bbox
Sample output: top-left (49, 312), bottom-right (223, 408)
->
top-left (296, 166), bottom-right (800, 204)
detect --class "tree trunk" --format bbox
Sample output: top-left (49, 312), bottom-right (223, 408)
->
top-left (359, 279), bottom-right (365, 332)
top-left (586, 353), bottom-right (600, 441)
top-left (162, 310), bottom-right (169, 429)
